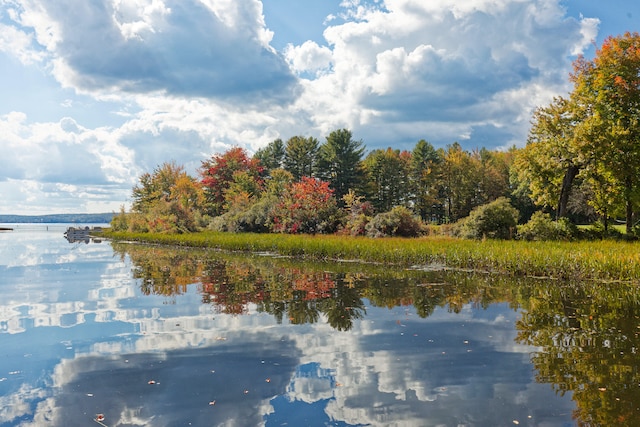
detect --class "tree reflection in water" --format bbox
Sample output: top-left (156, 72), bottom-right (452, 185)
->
top-left (113, 242), bottom-right (640, 425)
top-left (516, 282), bottom-right (640, 426)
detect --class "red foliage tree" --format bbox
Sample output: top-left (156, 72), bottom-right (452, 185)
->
top-left (199, 147), bottom-right (264, 215)
top-left (271, 177), bottom-right (340, 234)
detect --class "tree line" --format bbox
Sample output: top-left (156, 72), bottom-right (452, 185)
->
top-left (113, 32), bottom-right (640, 239)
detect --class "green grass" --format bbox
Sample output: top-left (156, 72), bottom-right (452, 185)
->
top-left (100, 230), bottom-right (640, 282)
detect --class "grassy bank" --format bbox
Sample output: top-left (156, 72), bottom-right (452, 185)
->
top-left (101, 230), bottom-right (640, 282)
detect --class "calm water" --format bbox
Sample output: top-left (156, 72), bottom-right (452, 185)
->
top-left (1, 226), bottom-right (638, 426)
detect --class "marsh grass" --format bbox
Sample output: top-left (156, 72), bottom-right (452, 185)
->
top-left (101, 230), bottom-right (640, 282)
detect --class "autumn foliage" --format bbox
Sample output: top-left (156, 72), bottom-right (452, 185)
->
top-left (271, 177), bottom-right (340, 234)
top-left (200, 147), bottom-right (264, 216)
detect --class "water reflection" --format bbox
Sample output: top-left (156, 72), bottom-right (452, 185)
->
top-left (516, 283), bottom-right (640, 426)
top-left (2, 231), bottom-right (639, 425)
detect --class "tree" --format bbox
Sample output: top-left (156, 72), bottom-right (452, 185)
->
top-left (410, 140), bottom-right (445, 222)
top-left (475, 147), bottom-right (513, 206)
top-left (571, 32), bottom-right (640, 234)
top-left (284, 135), bottom-right (319, 180)
top-left (130, 161), bottom-right (204, 232)
top-left (441, 143), bottom-right (478, 221)
top-left (271, 177), bottom-right (340, 234)
top-left (200, 147), bottom-right (264, 216)
top-left (362, 148), bottom-right (411, 212)
top-left (254, 139), bottom-right (285, 174)
top-left (132, 161), bottom-right (186, 213)
top-left (317, 129), bottom-right (366, 202)
top-left (512, 97), bottom-right (582, 219)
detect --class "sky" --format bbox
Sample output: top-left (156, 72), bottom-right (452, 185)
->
top-left (0, 0), bottom-right (638, 214)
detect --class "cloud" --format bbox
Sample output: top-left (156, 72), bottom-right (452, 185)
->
top-left (0, 0), bottom-right (603, 213)
top-left (291, 0), bottom-right (599, 148)
top-left (284, 40), bottom-right (333, 75)
top-left (6, 0), bottom-right (299, 102)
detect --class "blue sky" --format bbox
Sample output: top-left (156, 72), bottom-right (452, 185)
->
top-left (0, 0), bottom-right (638, 214)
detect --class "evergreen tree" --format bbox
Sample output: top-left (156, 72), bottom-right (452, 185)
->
top-left (317, 129), bottom-right (366, 202)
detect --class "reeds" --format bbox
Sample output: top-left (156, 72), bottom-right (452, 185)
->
top-left (101, 230), bottom-right (640, 282)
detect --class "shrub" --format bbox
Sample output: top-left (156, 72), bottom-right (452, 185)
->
top-left (365, 206), bottom-right (424, 237)
top-left (517, 211), bottom-right (576, 241)
top-left (110, 206), bottom-right (129, 231)
top-left (271, 177), bottom-right (342, 234)
top-left (209, 195), bottom-right (276, 233)
top-left (459, 197), bottom-right (518, 240)
top-left (340, 191), bottom-right (373, 236)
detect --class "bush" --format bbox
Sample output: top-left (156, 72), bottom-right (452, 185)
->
top-left (365, 206), bottom-right (424, 237)
top-left (209, 196), bottom-right (276, 233)
top-left (459, 197), bottom-right (518, 240)
top-left (110, 206), bottom-right (129, 231)
top-left (271, 177), bottom-right (342, 234)
top-left (517, 211), bottom-right (576, 241)
top-left (340, 192), bottom-right (373, 236)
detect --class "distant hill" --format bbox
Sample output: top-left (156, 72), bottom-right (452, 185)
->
top-left (0, 213), bottom-right (114, 223)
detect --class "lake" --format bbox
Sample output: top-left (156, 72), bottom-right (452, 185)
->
top-left (1, 226), bottom-right (637, 426)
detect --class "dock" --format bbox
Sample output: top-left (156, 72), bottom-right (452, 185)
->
top-left (64, 226), bottom-right (103, 243)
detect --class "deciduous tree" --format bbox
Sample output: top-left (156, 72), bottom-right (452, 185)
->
top-left (200, 147), bottom-right (264, 216)
top-left (271, 177), bottom-right (340, 234)
top-left (571, 32), bottom-right (640, 233)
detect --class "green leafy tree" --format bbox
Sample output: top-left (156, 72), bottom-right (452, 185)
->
top-left (362, 148), bottom-right (411, 212)
top-left (512, 97), bottom-right (583, 219)
top-left (410, 140), bottom-right (445, 222)
top-left (571, 32), bottom-right (640, 233)
top-left (284, 135), bottom-right (319, 180)
top-left (475, 147), bottom-right (513, 206)
top-left (317, 129), bottom-right (366, 202)
top-left (441, 143), bottom-right (478, 221)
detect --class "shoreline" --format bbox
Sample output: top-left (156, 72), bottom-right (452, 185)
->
top-left (99, 230), bottom-right (640, 283)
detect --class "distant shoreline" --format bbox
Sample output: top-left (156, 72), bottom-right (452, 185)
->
top-left (0, 213), bottom-right (113, 224)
